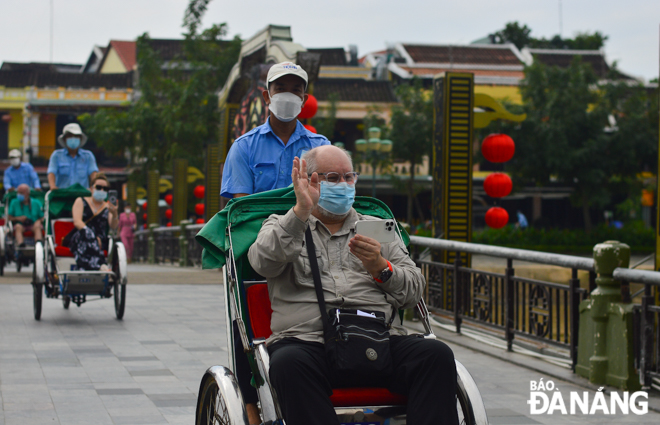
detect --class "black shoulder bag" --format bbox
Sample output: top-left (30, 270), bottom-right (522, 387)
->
top-left (305, 227), bottom-right (394, 378)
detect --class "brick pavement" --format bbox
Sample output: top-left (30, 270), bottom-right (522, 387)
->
top-left (1, 279), bottom-right (659, 424)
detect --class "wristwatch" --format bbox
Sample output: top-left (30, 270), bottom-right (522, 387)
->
top-left (374, 260), bottom-right (393, 283)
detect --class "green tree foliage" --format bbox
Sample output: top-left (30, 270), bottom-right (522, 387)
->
top-left (492, 21), bottom-right (608, 50)
top-left (311, 93), bottom-right (338, 140)
top-left (388, 79), bottom-right (434, 224)
top-left (487, 59), bottom-right (656, 232)
top-left (80, 0), bottom-right (240, 178)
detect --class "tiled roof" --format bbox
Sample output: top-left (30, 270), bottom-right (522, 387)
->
top-left (313, 79), bottom-right (397, 102)
top-left (0, 70), bottom-right (133, 89)
top-left (307, 48), bottom-right (347, 66)
top-left (0, 62), bottom-right (82, 73)
top-left (402, 44), bottom-right (522, 66)
top-left (110, 40), bottom-right (137, 71)
top-left (528, 50), bottom-right (631, 79)
top-left (400, 67), bottom-right (524, 78)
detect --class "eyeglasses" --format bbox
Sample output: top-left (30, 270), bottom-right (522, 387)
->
top-left (315, 172), bottom-right (359, 186)
top-left (94, 185), bottom-right (108, 191)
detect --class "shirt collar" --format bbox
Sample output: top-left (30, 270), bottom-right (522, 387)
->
top-left (259, 117), bottom-right (306, 144)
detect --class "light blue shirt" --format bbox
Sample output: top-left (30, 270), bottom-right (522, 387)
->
top-left (3, 162), bottom-right (41, 189)
top-left (221, 119), bottom-right (330, 198)
top-left (47, 148), bottom-right (99, 189)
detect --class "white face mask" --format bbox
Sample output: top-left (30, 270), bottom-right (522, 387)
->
top-left (10, 158), bottom-right (20, 167)
top-left (268, 92), bottom-right (303, 122)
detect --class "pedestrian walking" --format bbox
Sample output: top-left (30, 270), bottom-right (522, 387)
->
top-left (118, 204), bottom-right (137, 262)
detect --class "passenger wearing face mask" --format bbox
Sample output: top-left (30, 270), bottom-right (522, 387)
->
top-left (221, 61), bottom-right (330, 200)
top-left (3, 149), bottom-right (41, 191)
top-left (248, 146), bottom-right (458, 425)
top-left (47, 123), bottom-right (99, 190)
top-left (7, 183), bottom-right (44, 247)
top-left (69, 174), bottom-right (118, 271)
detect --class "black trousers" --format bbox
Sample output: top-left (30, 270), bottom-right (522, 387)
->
top-left (268, 335), bottom-right (459, 425)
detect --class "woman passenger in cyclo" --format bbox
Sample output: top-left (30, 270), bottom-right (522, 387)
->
top-left (70, 173), bottom-right (118, 271)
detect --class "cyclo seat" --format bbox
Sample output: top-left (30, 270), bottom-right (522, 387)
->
top-left (245, 283), bottom-right (408, 407)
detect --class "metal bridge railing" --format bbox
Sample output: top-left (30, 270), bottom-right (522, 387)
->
top-left (132, 222), bottom-right (205, 266)
top-left (614, 268), bottom-right (660, 391)
top-left (408, 235), bottom-right (596, 370)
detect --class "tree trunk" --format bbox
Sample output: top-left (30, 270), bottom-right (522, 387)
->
top-left (407, 162), bottom-right (415, 225)
top-left (582, 193), bottom-right (592, 233)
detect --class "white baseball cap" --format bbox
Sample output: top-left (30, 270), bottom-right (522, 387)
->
top-left (57, 123), bottom-right (88, 148)
top-left (266, 62), bottom-right (308, 89)
top-left (8, 149), bottom-right (21, 159)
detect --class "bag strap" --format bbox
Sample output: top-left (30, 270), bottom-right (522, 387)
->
top-left (305, 227), bottom-right (330, 332)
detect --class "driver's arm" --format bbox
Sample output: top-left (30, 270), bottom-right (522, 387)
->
top-left (48, 173), bottom-right (57, 190)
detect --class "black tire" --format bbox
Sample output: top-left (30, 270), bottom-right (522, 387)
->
top-left (457, 379), bottom-right (476, 425)
top-left (62, 296), bottom-right (70, 309)
top-left (33, 283), bottom-right (42, 320)
top-left (0, 255), bottom-right (4, 276)
top-left (17, 256), bottom-right (22, 273)
top-left (114, 283), bottom-right (126, 319)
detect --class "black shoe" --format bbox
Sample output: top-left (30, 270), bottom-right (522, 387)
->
top-left (18, 242), bottom-right (26, 248)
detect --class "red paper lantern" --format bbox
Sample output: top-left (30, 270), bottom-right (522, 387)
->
top-left (481, 134), bottom-right (515, 163)
top-left (196, 218), bottom-right (205, 224)
top-left (193, 185), bottom-right (205, 199)
top-left (483, 173), bottom-right (513, 198)
top-left (485, 207), bottom-right (509, 229)
top-left (164, 194), bottom-right (173, 205)
top-left (165, 209), bottom-right (172, 219)
top-left (304, 124), bottom-right (317, 134)
top-left (195, 203), bottom-right (205, 216)
top-left (143, 223), bottom-right (147, 229)
top-left (142, 202), bottom-right (147, 210)
top-left (298, 94), bottom-right (318, 119)
top-left (142, 213), bottom-right (147, 221)
top-left (166, 222), bottom-right (172, 227)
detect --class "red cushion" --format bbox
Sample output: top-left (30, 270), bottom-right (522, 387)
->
top-left (244, 283), bottom-right (408, 407)
top-left (330, 387), bottom-right (407, 407)
top-left (23, 230), bottom-right (34, 237)
top-left (0, 218), bottom-right (5, 226)
top-left (55, 246), bottom-right (74, 257)
top-left (53, 220), bottom-right (75, 246)
top-left (246, 284), bottom-right (274, 339)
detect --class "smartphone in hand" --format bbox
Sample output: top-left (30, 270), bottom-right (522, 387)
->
top-left (108, 190), bottom-right (118, 206)
top-left (355, 219), bottom-right (397, 243)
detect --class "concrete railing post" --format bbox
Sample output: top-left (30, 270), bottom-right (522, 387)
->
top-left (576, 240), bottom-right (639, 390)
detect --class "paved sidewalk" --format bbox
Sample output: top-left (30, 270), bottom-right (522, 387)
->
top-left (1, 282), bottom-right (659, 425)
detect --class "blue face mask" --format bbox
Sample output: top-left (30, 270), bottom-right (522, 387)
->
top-left (317, 181), bottom-right (355, 215)
top-left (93, 190), bottom-right (107, 202)
top-left (66, 137), bottom-right (81, 150)
top-left (16, 194), bottom-right (25, 203)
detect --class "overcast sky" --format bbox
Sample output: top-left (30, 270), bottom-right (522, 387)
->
top-left (1, 0), bottom-right (658, 81)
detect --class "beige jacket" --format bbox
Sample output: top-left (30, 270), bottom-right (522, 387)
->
top-left (247, 207), bottom-right (426, 346)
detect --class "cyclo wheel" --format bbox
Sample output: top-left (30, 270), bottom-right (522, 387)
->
top-left (113, 242), bottom-right (127, 319)
top-left (62, 296), bottom-right (70, 309)
top-left (196, 366), bottom-right (248, 425)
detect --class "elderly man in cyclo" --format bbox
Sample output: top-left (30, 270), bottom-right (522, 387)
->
top-left (248, 145), bottom-right (459, 425)
top-left (7, 184), bottom-right (44, 249)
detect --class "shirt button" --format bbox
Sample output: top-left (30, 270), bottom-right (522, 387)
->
top-left (259, 171), bottom-right (263, 175)
top-left (334, 275), bottom-right (339, 279)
